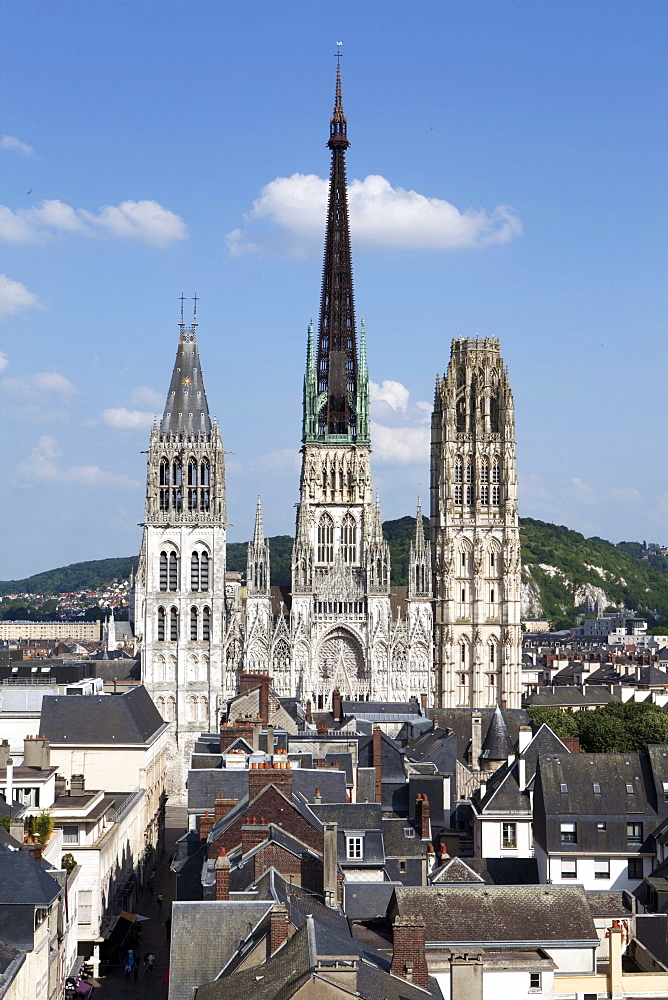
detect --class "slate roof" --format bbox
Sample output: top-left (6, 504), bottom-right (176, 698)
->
top-left (430, 857), bottom-right (485, 884)
top-left (535, 751), bottom-right (665, 819)
top-left (480, 705), bottom-right (513, 762)
top-left (381, 818), bottom-right (427, 858)
top-left (465, 858), bottom-right (540, 885)
top-left (39, 684), bottom-right (166, 744)
top-left (0, 850), bottom-right (61, 907)
top-left (524, 685), bottom-right (614, 708)
top-left (160, 323), bottom-right (212, 437)
top-left (170, 901), bottom-right (272, 1000)
top-left (585, 891), bottom-right (633, 917)
top-left (187, 769), bottom-right (248, 812)
top-left (391, 884), bottom-right (598, 945)
top-left (425, 708), bottom-right (531, 766)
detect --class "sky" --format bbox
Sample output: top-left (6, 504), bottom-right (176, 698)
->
top-left (0, 0), bottom-right (666, 580)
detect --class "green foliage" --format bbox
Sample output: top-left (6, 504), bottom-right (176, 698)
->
top-left (61, 853), bottom-right (77, 875)
top-left (227, 536), bottom-right (294, 588)
top-left (382, 516), bottom-right (430, 587)
top-left (520, 517), bottom-right (668, 620)
top-left (527, 700), bottom-right (668, 753)
top-left (0, 557), bottom-right (138, 596)
top-left (0, 816), bottom-right (10, 832)
top-left (34, 810), bottom-right (54, 846)
top-left (24, 815), bottom-right (35, 836)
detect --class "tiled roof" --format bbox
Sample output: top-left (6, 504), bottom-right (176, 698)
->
top-left (39, 684), bottom-right (165, 744)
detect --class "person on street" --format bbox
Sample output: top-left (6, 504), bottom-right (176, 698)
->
top-left (148, 953), bottom-right (155, 973)
top-left (157, 892), bottom-right (164, 910)
top-left (124, 962), bottom-right (132, 981)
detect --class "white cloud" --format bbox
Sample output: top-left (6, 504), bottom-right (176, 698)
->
top-left (0, 135), bottom-right (35, 157)
top-left (0, 199), bottom-right (188, 248)
top-left (0, 274), bottom-right (41, 319)
top-left (369, 379), bottom-right (432, 465)
top-left (0, 352), bottom-right (8, 372)
top-left (371, 422), bottom-right (430, 465)
top-left (227, 172), bottom-right (522, 256)
top-left (131, 386), bottom-right (164, 409)
top-left (102, 408), bottom-right (155, 430)
top-left (370, 379), bottom-right (410, 413)
top-left (18, 435), bottom-right (138, 489)
top-left (3, 370), bottom-right (76, 397)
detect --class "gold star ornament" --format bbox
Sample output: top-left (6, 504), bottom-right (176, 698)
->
top-left (181, 376), bottom-right (192, 387)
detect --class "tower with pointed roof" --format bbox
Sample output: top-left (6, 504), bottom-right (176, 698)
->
top-left (244, 496), bottom-right (273, 672)
top-left (285, 64), bottom-right (434, 709)
top-left (431, 337), bottom-right (522, 709)
top-left (133, 305), bottom-right (228, 793)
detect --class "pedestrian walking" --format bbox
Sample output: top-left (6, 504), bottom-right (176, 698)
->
top-left (148, 953), bottom-right (155, 973)
top-left (124, 962), bottom-right (132, 981)
top-left (133, 963), bottom-right (139, 981)
top-left (157, 892), bottom-right (164, 911)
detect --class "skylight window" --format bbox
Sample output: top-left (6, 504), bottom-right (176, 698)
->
top-left (560, 783), bottom-right (568, 793)
top-left (593, 783), bottom-right (601, 794)
top-left (626, 783), bottom-right (634, 794)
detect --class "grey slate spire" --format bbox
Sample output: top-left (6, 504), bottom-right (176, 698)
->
top-left (161, 310), bottom-right (211, 438)
top-left (480, 705), bottom-right (513, 762)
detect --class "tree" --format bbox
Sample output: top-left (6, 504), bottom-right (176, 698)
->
top-left (0, 816), bottom-right (10, 833)
top-left (61, 853), bottom-right (77, 875)
top-left (34, 810), bottom-right (54, 846)
top-left (525, 707), bottom-right (579, 738)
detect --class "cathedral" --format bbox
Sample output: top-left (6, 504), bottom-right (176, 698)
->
top-left (131, 64), bottom-right (521, 785)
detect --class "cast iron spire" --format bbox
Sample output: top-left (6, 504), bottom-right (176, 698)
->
top-left (316, 61), bottom-right (358, 438)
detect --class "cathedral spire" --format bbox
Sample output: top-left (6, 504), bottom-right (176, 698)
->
top-left (253, 494), bottom-right (264, 543)
top-left (247, 495), bottom-right (270, 596)
top-left (161, 303), bottom-right (211, 438)
top-left (310, 61), bottom-right (362, 442)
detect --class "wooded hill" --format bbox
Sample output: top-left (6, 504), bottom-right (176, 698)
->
top-left (2, 518), bottom-right (667, 628)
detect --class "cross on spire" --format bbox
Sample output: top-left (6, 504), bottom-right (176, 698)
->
top-left (192, 293), bottom-right (199, 323)
top-left (179, 293), bottom-right (186, 325)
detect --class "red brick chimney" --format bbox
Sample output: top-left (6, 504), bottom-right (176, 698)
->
top-left (239, 672), bottom-right (271, 725)
top-left (241, 816), bottom-right (269, 854)
top-left (220, 719), bottom-right (256, 753)
top-left (332, 689), bottom-right (343, 723)
top-left (200, 811), bottom-right (214, 843)
top-left (562, 737), bottom-right (580, 753)
top-left (391, 916), bottom-right (429, 990)
top-left (269, 903), bottom-right (289, 954)
top-left (373, 726), bottom-right (383, 804)
top-left (416, 794), bottom-right (431, 841)
top-left (214, 798), bottom-right (238, 823)
top-left (248, 761), bottom-right (293, 800)
top-left (215, 848), bottom-right (230, 900)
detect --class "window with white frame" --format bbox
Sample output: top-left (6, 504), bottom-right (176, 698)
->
top-left (627, 822), bottom-right (643, 844)
top-left (501, 822), bottom-right (517, 849)
top-left (560, 858), bottom-right (577, 879)
top-left (594, 858), bottom-right (610, 880)
top-left (346, 835), bottom-right (363, 860)
top-left (79, 890), bottom-right (92, 925)
top-left (62, 825), bottom-right (79, 845)
top-left (560, 821), bottom-right (577, 844)
top-left (529, 972), bottom-right (542, 991)
top-left (628, 858), bottom-right (643, 880)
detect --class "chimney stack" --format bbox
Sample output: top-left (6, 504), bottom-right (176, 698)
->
top-left (266, 724), bottom-right (275, 756)
top-left (323, 821), bottom-right (338, 908)
top-left (214, 798), bottom-right (238, 823)
top-left (332, 689), bottom-right (343, 723)
top-left (70, 773), bottom-right (85, 796)
top-left (199, 811), bottom-right (214, 843)
top-left (214, 848), bottom-right (230, 901)
top-left (241, 817), bottom-right (269, 855)
top-left (391, 916), bottom-right (429, 990)
top-left (0, 740), bottom-right (10, 768)
top-left (248, 761), bottom-right (292, 800)
top-left (269, 904), bottom-right (289, 955)
top-left (24, 736), bottom-right (50, 770)
top-left (5, 758), bottom-right (13, 808)
top-left (238, 672), bottom-right (271, 725)
top-left (470, 714), bottom-right (482, 768)
top-left (518, 726), bottom-right (532, 753)
top-left (373, 726), bottom-right (383, 804)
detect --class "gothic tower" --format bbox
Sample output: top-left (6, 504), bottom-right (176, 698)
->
top-left (243, 496), bottom-right (272, 672)
top-left (289, 63), bottom-right (397, 710)
top-left (430, 338), bottom-right (522, 709)
top-left (133, 305), bottom-right (227, 793)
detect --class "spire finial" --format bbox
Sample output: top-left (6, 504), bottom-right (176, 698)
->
top-left (192, 293), bottom-right (199, 325)
top-left (179, 293), bottom-right (186, 327)
top-left (254, 494), bottom-right (264, 542)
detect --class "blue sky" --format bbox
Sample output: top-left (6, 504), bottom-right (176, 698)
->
top-left (1, 0), bottom-right (666, 580)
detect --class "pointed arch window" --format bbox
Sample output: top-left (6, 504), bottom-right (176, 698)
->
top-left (200, 459), bottom-right (210, 511)
top-left (454, 484), bottom-right (463, 504)
top-left (190, 607), bottom-right (198, 641)
top-left (454, 459), bottom-right (463, 483)
top-left (159, 552), bottom-right (168, 591)
top-left (490, 390), bottom-right (500, 433)
top-left (171, 460), bottom-right (183, 511)
top-left (191, 552), bottom-right (200, 591)
top-left (159, 459), bottom-right (170, 511)
top-left (490, 643), bottom-right (496, 667)
top-left (166, 696), bottom-right (176, 722)
top-left (341, 514), bottom-right (357, 563)
top-left (170, 607), bottom-right (178, 642)
top-left (492, 459), bottom-right (501, 483)
top-left (202, 606), bottom-right (211, 641)
top-left (169, 552), bottom-right (178, 591)
top-left (157, 607), bottom-right (165, 642)
top-left (480, 461), bottom-right (489, 483)
top-left (481, 484), bottom-right (489, 504)
top-left (317, 513), bottom-right (334, 563)
top-left (200, 551), bottom-right (209, 590)
top-left (460, 643), bottom-right (467, 665)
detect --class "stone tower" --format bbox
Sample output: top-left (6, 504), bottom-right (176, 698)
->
top-left (430, 338), bottom-right (521, 709)
top-left (133, 305), bottom-right (227, 792)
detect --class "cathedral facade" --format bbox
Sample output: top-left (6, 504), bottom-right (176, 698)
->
top-left (132, 66), bottom-right (437, 788)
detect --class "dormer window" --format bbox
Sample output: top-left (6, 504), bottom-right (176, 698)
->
top-left (346, 835), bottom-right (363, 860)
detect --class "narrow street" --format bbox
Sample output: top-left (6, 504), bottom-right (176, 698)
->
top-left (88, 805), bottom-right (186, 1000)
